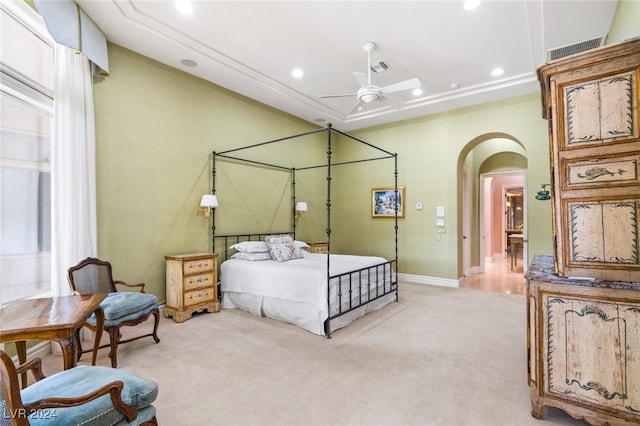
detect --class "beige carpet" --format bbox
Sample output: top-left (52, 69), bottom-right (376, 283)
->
top-left (39, 283), bottom-right (587, 426)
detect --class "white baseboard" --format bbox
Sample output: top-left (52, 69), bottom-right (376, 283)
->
top-left (6, 341), bottom-right (52, 365)
top-left (398, 273), bottom-right (459, 288)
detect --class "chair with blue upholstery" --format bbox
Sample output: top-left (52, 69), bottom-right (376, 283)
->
top-left (67, 257), bottom-right (160, 368)
top-left (0, 349), bottom-right (158, 425)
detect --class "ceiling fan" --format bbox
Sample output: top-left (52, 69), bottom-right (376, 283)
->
top-left (319, 41), bottom-right (422, 116)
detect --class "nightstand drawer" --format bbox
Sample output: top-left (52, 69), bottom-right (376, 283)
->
top-left (165, 253), bottom-right (219, 322)
top-left (184, 287), bottom-right (215, 306)
top-left (183, 258), bottom-right (214, 275)
top-left (184, 272), bottom-right (214, 291)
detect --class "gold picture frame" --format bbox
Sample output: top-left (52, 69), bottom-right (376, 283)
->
top-left (372, 186), bottom-right (405, 218)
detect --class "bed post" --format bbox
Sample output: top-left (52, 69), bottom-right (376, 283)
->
top-left (394, 153), bottom-right (399, 302)
top-left (212, 151), bottom-right (217, 253)
top-left (292, 168), bottom-right (297, 240)
top-left (325, 124), bottom-right (333, 339)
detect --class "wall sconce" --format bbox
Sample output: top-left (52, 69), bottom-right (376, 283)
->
top-left (196, 194), bottom-right (218, 218)
top-left (535, 184), bottom-right (551, 201)
top-left (294, 201), bottom-right (308, 218)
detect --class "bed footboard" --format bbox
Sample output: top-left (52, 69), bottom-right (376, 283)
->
top-left (325, 259), bottom-right (398, 338)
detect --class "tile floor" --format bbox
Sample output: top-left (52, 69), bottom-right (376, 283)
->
top-left (460, 254), bottom-right (526, 294)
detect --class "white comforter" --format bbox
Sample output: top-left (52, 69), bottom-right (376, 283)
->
top-left (220, 252), bottom-right (393, 319)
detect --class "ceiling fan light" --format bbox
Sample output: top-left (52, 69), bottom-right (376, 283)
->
top-left (360, 93), bottom-right (379, 103)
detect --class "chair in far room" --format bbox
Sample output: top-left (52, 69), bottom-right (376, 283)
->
top-left (67, 257), bottom-right (160, 368)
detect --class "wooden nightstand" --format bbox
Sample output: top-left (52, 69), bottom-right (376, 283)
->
top-left (306, 241), bottom-right (328, 254)
top-left (164, 253), bottom-right (219, 323)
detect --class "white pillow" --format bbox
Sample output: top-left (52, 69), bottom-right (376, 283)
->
top-left (294, 240), bottom-right (309, 249)
top-left (229, 241), bottom-right (269, 253)
top-left (231, 252), bottom-right (272, 261)
top-left (293, 240), bottom-right (310, 257)
top-left (265, 234), bottom-right (302, 262)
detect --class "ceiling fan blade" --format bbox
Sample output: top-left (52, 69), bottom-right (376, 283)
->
top-left (352, 72), bottom-right (368, 87)
top-left (381, 95), bottom-right (405, 109)
top-left (319, 94), bottom-right (356, 99)
top-left (346, 100), bottom-right (365, 116)
top-left (381, 78), bottom-right (422, 94)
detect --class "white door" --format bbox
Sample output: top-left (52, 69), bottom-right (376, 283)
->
top-left (462, 168), bottom-right (471, 276)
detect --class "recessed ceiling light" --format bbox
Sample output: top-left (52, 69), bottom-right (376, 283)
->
top-left (491, 68), bottom-right (504, 77)
top-left (464, 0), bottom-right (481, 10)
top-left (175, 1), bottom-right (193, 14)
top-left (292, 68), bottom-right (304, 78)
top-left (180, 59), bottom-right (198, 67)
top-left (412, 88), bottom-right (423, 96)
top-left (450, 83), bottom-right (460, 90)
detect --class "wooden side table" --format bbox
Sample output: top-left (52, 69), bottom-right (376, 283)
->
top-left (0, 294), bottom-right (105, 387)
top-left (306, 241), bottom-right (328, 254)
top-left (165, 253), bottom-right (219, 323)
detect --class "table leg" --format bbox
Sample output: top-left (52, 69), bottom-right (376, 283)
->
top-left (92, 307), bottom-right (104, 366)
top-left (58, 336), bottom-right (77, 370)
top-left (510, 241), bottom-right (516, 270)
top-left (15, 340), bottom-right (27, 389)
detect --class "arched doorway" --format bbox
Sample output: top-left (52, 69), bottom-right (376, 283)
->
top-left (458, 133), bottom-right (528, 291)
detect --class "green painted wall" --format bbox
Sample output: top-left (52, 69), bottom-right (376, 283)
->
top-left (608, 0), bottom-right (640, 43)
top-left (93, 3), bottom-right (640, 300)
top-left (340, 96), bottom-right (551, 279)
top-left (93, 45), bottom-right (322, 302)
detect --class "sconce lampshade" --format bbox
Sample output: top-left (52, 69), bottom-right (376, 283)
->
top-left (295, 202), bottom-right (308, 212)
top-left (200, 194), bottom-right (219, 208)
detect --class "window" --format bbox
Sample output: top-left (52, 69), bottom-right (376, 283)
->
top-left (1, 1), bottom-right (54, 303)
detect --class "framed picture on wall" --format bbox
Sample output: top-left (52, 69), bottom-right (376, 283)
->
top-left (372, 186), bottom-right (405, 218)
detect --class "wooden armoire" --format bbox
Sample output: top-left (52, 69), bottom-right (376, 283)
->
top-left (537, 36), bottom-right (640, 282)
top-left (526, 37), bottom-right (640, 425)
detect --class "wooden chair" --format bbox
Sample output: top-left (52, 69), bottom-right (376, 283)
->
top-left (0, 350), bottom-right (158, 425)
top-left (67, 257), bottom-right (160, 368)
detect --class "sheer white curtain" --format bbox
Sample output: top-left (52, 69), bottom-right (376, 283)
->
top-left (51, 44), bottom-right (97, 297)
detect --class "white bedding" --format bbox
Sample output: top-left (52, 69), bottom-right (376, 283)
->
top-left (220, 252), bottom-right (396, 335)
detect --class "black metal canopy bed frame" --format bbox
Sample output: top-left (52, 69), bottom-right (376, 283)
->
top-left (211, 124), bottom-right (399, 338)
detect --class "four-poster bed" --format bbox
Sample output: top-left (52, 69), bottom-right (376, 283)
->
top-left (210, 124), bottom-right (399, 337)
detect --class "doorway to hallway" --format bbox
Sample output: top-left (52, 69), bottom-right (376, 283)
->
top-left (479, 171), bottom-right (527, 276)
